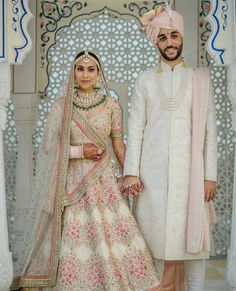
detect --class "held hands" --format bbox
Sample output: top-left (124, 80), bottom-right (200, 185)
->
top-left (122, 178), bottom-right (216, 199)
top-left (204, 180), bottom-right (216, 202)
top-left (83, 143), bottom-right (106, 161)
top-left (122, 175), bottom-right (144, 196)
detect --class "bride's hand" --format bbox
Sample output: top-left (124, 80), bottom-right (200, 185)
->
top-left (83, 143), bottom-right (105, 161)
top-left (122, 175), bottom-right (144, 196)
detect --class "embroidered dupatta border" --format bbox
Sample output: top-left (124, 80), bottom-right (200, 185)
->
top-left (62, 108), bottom-right (110, 207)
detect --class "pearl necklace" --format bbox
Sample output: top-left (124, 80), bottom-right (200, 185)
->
top-left (73, 90), bottom-right (106, 111)
top-left (157, 68), bottom-right (189, 111)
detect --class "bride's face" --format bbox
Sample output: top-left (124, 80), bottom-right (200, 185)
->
top-left (74, 58), bottom-right (99, 92)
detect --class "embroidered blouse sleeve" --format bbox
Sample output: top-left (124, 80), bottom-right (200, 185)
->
top-left (110, 99), bottom-right (124, 140)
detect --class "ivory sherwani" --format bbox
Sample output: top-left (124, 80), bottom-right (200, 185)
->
top-left (124, 61), bottom-right (217, 260)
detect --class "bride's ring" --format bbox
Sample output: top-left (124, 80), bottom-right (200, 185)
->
top-left (97, 148), bottom-right (103, 155)
top-left (124, 184), bottom-right (134, 188)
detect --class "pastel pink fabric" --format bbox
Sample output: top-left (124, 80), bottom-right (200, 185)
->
top-left (161, 260), bottom-right (187, 291)
top-left (160, 69), bottom-right (217, 290)
top-left (187, 68), bottom-right (217, 253)
top-left (140, 7), bottom-right (184, 44)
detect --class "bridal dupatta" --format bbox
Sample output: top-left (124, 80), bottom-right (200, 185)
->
top-left (11, 65), bottom-right (110, 290)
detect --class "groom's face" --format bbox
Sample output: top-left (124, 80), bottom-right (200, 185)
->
top-left (156, 28), bottom-right (183, 61)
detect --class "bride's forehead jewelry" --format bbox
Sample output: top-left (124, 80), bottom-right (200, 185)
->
top-left (75, 51), bottom-right (100, 69)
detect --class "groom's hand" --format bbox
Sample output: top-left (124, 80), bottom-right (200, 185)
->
top-left (122, 175), bottom-right (144, 196)
top-left (204, 180), bottom-right (216, 202)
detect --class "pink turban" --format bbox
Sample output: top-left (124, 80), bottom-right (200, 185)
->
top-left (140, 5), bottom-right (184, 45)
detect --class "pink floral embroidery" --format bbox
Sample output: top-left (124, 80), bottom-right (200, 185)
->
top-left (114, 269), bottom-right (123, 281)
top-left (115, 221), bottom-right (130, 238)
top-left (58, 257), bottom-right (78, 289)
top-left (96, 194), bottom-right (105, 205)
top-left (128, 254), bottom-right (148, 280)
top-left (104, 225), bottom-right (111, 239)
top-left (84, 194), bottom-right (94, 205)
top-left (88, 255), bottom-right (105, 289)
top-left (107, 192), bottom-right (117, 204)
top-left (64, 221), bottom-right (80, 240)
top-left (87, 223), bottom-right (99, 240)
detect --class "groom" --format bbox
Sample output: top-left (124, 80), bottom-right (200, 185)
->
top-left (123, 4), bottom-right (217, 291)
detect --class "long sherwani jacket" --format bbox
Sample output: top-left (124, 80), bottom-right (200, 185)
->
top-left (124, 61), bottom-right (217, 260)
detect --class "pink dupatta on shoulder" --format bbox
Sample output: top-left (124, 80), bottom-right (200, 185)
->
top-left (161, 68), bottom-right (217, 291)
top-left (187, 67), bottom-right (217, 253)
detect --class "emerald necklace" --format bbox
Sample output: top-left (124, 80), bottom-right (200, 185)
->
top-left (73, 90), bottom-right (106, 111)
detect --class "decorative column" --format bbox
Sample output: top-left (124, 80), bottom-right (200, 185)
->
top-left (0, 62), bottom-right (13, 291)
top-left (227, 60), bottom-right (236, 289)
top-left (206, 0), bottom-right (236, 290)
top-left (226, 2), bottom-right (236, 290)
top-left (0, 0), bottom-right (33, 290)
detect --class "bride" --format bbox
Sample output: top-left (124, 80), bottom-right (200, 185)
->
top-left (11, 50), bottom-right (161, 291)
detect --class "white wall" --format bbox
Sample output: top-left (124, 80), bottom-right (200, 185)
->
top-left (176, 0), bottom-right (198, 67)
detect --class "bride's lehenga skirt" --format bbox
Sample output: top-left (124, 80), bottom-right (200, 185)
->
top-left (53, 167), bottom-right (160, 290)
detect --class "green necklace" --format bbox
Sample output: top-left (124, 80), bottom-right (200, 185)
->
top-left (73, 91), bottom-right (106, 111)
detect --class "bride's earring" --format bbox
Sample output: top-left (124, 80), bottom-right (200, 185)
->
top-left (93, 79), bottom-right (100, 91)
top-left (74, 81), bottom-right (79, 94)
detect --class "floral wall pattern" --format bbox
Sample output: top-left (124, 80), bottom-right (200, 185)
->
top-left (199, 0), bottom-right (211, 66)
top-left (4, 101), bottom-right (18, 248)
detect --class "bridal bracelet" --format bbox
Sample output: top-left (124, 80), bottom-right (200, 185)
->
top-left (69, 145), bottom-right (84, 159)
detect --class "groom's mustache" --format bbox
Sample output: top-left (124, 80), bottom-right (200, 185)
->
top-left (164, 46), bottom-right (178, 51)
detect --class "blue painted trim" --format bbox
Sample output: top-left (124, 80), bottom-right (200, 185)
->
top-left (0, 0), bottom-right (6, 59)
top-left (14, 0), bottom-right (30, 63)
top-left (211, 0), bottom-right (225, 64)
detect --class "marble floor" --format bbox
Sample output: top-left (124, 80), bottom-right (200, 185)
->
top-left (205, 259), bottom-right (232, 291)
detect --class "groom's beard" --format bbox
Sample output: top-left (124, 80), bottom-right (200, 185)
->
top-left (158, 43), bottom-right (183, 61)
